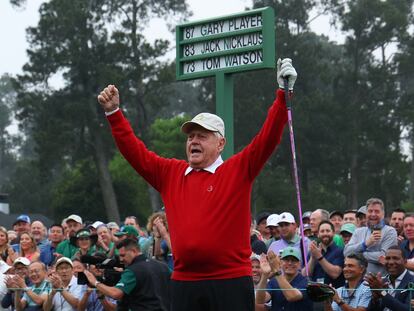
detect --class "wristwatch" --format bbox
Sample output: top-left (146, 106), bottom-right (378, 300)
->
top-left (94, 281), bottom-right (101, 287)
top-left (381, 290), bottom-right (387, 297)
top-left (274, 270), bottom-right (282, 276)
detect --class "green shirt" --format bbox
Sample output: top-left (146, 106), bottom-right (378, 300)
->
top-left (333, 234), bottom-right (345, 248)
top-left (56, 239), bottom-right (78, 258)
top-left (115, 269), bottom-right (136, 295)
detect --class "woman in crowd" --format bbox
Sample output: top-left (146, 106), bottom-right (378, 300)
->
top-left (7, 232), bottom-right (40, 264)
top-left (0, 226), bottom-right (10, 261)
top-left (71, 228), bottom-right (97, 260)
top-left (96, 224), bottom-right (116, 256)
top-left (147, 212), bottom-right (173, 270)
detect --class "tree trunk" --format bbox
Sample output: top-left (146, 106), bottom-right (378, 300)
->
top-left (147, 184), bottom-right (162, 212)
top-left (350, 152), bottom-right (359, 209)
top-left (91, 127), bottom-right (121, 223)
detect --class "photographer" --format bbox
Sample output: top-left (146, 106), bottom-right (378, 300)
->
top-left (83, 238), bottom-right (171, 311)
top-left (43, 257), bottom-right (84, 311)
top-left (78, 254), bottom-right (117, 311)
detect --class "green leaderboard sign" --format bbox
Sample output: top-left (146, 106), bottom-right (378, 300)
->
top-left (176, 7), bottom-right (275, 158)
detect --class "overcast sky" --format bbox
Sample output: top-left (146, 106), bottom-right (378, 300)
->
top-left (0, 0), bottom-right (339, 76)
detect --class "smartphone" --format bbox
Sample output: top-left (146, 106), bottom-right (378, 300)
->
top-left (77, 272), bottom-right (88, 285)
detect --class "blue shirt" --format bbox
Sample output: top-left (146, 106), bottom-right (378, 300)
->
top-left (39, 243), bottom-right (56, 267)
top-left (331, 283), bottom-right (371, 311)
top-left (311, 243), bottom-right (345, 288)
top-left (400, 240), bottom-right (414, 259)
top-left (81, 289), bottom-right (117, 311)
top-left (268, 234), bottom-right (310, 266)
top-left (268, 273), bottom-right (313, 311)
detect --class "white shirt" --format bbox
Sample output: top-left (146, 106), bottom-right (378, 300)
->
top-left (184, 155), bottom-right (224, 176)
top-left (51, 276), bottom-right (85, 311)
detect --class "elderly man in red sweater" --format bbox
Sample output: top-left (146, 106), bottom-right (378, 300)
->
top-left (97, 58), bottom-right (297, 311)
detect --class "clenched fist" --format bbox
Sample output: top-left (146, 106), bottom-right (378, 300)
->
top-left (97, 84), bottom-right (120, 113)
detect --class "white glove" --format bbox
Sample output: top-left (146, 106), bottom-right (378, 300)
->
top-left (277, 58), bottom-right (297, 91)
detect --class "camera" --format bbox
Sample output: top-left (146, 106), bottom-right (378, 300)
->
top-left (79, 254), bottom-right (123, 286)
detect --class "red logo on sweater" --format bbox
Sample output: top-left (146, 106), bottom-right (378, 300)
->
top-left (207, 185), bottom-right (213, 192)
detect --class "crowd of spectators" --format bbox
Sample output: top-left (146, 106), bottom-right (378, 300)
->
top-left (0, 212), bottom-right (171, 310)
top-left (1, 197), bottom-right (414, 310)
top-left (251, 197), bottom-right (414, 311)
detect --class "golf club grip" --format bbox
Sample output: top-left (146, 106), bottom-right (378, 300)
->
top-left (283, 77), bottom-right (291, 109)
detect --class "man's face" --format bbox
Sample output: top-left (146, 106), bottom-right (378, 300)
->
top-left (28, 262), bottom-right (46, 286)
top-left (257, 219), bottom-right (270, 236)
top-left (124, 217), bottom-right (139, 230)
top-left (329, 215), bottom-right (343, 233)
top-left (14, 221), bottom-right (30, 235)
top-left (49, 226), bottom-right (64, 244)
top-left (318, 223), bottom-right (334, 246)
top-left (97, 226), bottom-right (111, 244)
top-left (343, 212), bottom-right (357, 225)
top-left (186, 126), bottom-right (225, 169)
top-left (310, 211), bottom-right (321, 234)
top-left (66, 220), bottom-right (82, 237)
top-left (390, 212), bottom-right (405, 235)
top-left (251, 260), bottom-right (261, 285)
top-left (118, 247), bottom-right (137, 266)
top-left (343, 258), bottom-right (364, 282)
top-left (278, 222), bottom-right (296, 240)
top-left (340, 232), bottom-right (353, 245)
top-left (357, 214), bottom-right (367, 227)
top-left (56, 263), bottom-right (73, 283)
top-left (13, 263), bottom-right (29, 278)
top-left (281, 257), bottom-right (300, 276)
top-left (403, 217), bottom-right (414, 240)
top-left (268, 226), bottom-right (279, 239)
top-left (385, 249), bottom-right (406, 278)
top-left (30, 221), bottom-right (45, 242)
top-left (366, 203), bottom-right (384, 227)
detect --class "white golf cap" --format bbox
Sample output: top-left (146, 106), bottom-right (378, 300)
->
top-left (66, 214), bottom-right (83, 224)
top-left (266, 214), bottom-right (280, 227)
top-left (56, 257), bottom-right (73, 268)
top-left (0, 260), bottom-right (11, 273)
top-left (13, 257), bottom-right (30, 267)
top-left (277, 212), bottom-right (296, 224)
top-left (181, 113), bottom-right (225, 137)
top-left (91, 221), bottom-right (104, 229)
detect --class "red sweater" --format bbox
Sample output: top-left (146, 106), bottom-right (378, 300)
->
top-left (107, 89), bottom-right (288, 280)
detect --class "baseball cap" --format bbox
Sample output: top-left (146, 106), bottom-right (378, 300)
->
top-left (280, 247), bottom-right (301, 261)
top-left (330, 211), bottom-right (343, 219)
top-left (107, 222), bottom-right (119, 230)
top-left (13, 257), bottom-right (30, 267)
top-left (340, 223), bottom-right (356, 235)
top-left (181, 113), bottom-right (225, 137)
top-left (66, 214), bottom-right (83, 224)
top-left (278, 212), bottom-right (295, 224)
top-left (357, 205), bottom-right (367, 216)
top-left (56, 257), bottom-right (73, 268)
top-left (250, 254), bottom-right (261, 262)
top-left (256, 212), bottom-right (271, 225)
top-left (115, 225), bottom-right (139, 237)
top-left (0, 261), bottom-right (11, 274)
top-left (302, 211), bottom-right (312, 219)
top-left (91, 221), bottom-right (104, 229)
top-left (13, 214), bottom-right (31, 225)
top-left (303, 223), bottom-right (312, 231)
top-left (266, 214), bottom-right (280, 227)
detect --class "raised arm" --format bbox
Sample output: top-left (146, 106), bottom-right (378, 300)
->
top-left (240, 58), bottom-right (297, 180)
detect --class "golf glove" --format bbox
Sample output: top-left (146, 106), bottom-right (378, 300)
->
top-left (277, 58), bottom-right (297, 91)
